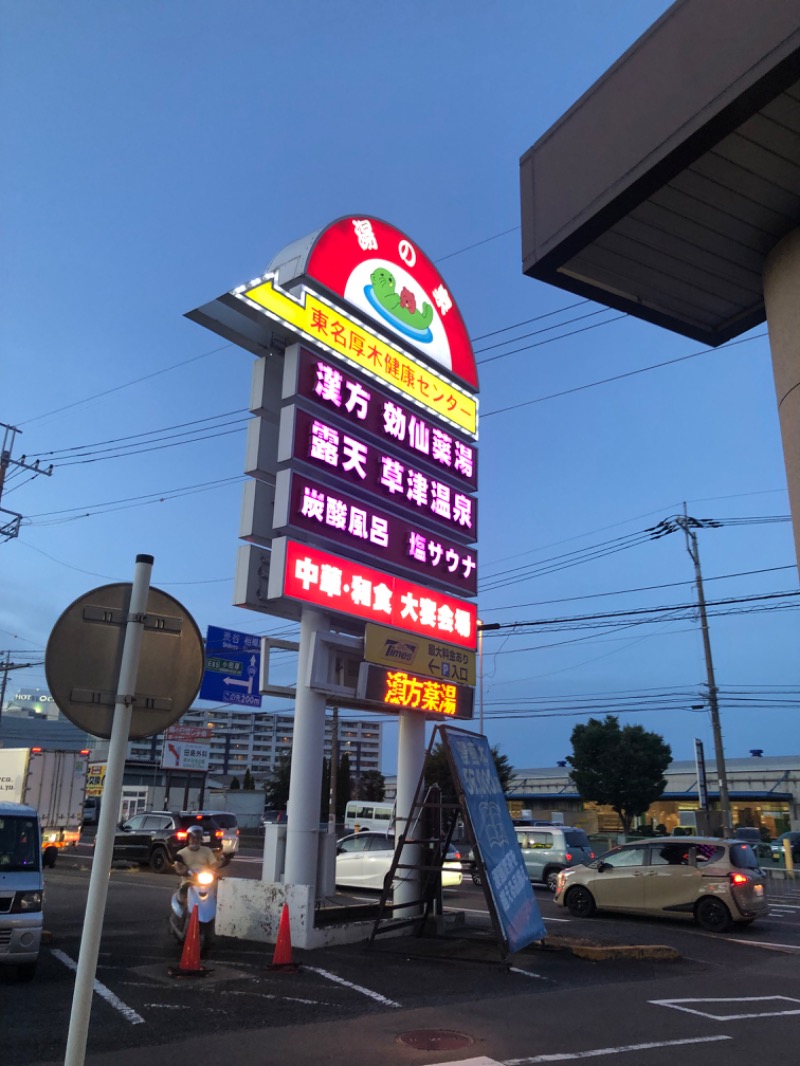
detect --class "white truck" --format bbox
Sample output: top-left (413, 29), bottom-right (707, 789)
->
top-left (0, 748), bottom-right (89, 867)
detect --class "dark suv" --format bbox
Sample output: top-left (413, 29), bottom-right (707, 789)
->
top-left (110, 811), bottom-right (224, 872)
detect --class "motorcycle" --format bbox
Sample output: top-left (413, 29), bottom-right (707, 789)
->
top-left (168, 866), bottom-right (218, 951)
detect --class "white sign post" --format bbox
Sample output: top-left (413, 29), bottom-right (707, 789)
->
top-left (64, 555), bottom-right (153, 1066)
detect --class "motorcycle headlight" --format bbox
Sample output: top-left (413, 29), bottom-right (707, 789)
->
top-left (196, 871), bottom-right (215, 886)
top-left (12, 890), bottom-right (43, 913)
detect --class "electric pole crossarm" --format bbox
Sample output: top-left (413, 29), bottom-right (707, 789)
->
top-left (0, 422), bottom-right (54, 542)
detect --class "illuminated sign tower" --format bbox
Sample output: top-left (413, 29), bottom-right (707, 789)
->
top-left (187, 215), bottom-right (479, 919)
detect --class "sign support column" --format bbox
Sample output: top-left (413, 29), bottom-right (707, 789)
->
top-left (394, 708), bottom-right (426, 915)
top-left (284, 605), bottom-right (329, 888)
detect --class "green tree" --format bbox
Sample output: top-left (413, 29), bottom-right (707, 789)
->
top-left (567, 715), bottom-right (672, 833)
top-left (424, 741), bottom-right (514, 806)
top-left (243, 767), bottom-right (256, 791)
top-left (264, 751), bottom-right (292, 811)
top-left (359, 770), bottom-right (386, 801)
top-left (229, 775), bottom-right (241, 790)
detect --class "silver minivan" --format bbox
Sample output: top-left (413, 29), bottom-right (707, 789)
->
top-left (515, 825), bottom-right (595, 892)
top-left (0, 801), bottom-right (44, 981)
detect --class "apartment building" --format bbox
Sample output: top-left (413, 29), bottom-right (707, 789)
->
top-left (126, 706), bottom-right (382, 779)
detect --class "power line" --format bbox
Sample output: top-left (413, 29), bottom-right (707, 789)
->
top-left (27, 475), bottom-right (244, 524)
top-left (481, 589), bottom-right (800, 635)
top-left (17, 343), bottom-right (234, 427)
top-left (475, 308), bottom-right (624, 363)
top-left (434, 225), bottom-right (519, 263)
top-left (469, 300), bottom-right (590, 342)
top-left (481, 331), bottom-right (767, 419)
top-left (24, 408), bottom-right (249, 460)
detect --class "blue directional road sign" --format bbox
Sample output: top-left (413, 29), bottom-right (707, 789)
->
top-left (199, 625), bottom-right (262, 707)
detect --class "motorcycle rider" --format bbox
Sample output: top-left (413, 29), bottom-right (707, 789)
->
top-left (174, 824), bottom-right (218, 903)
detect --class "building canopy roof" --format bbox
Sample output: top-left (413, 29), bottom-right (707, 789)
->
top-left (520, 0), bottom-right (800, 345)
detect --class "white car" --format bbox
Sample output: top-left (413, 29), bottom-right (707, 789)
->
top-left (335, 831), bottom-right (463, 890)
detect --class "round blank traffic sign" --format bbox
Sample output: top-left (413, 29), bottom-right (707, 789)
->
top-left (45, 582), bottom-right (205, 740)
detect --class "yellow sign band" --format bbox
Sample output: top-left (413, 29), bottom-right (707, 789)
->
top-left (241, 277), bottom-right (478, 437)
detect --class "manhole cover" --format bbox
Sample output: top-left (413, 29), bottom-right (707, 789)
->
top-left (397, 1029), bottom-right (474, 1051)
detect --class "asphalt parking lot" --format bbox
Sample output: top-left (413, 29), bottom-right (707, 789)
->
top-left (5, 842), bottom-right (800, 1066)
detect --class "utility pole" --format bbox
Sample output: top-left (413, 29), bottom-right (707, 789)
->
top-left (0, 654), bottom-right (45, 725)
top-left (476, 621), bottom-right (500, 735)
top-left (0, 651), bottom-right (10, 724)
top-left (649, 511), bottom-right (732, 836)
top-left (0, 422), bottom-right (54, 541)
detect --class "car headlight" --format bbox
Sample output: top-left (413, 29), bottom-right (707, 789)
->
top-left (12, 891), bottom-right (43, 913)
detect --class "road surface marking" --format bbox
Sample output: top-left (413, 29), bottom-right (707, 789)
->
top-left (456, 906), bottom-right (569, 923)
top-left (509, 966), bottom-right (549, 980)
top-left (305, 964), bottom-right (400, 1007)
top-left (51, 949), bottom-right (145, 1025)
top-left (424, 1059), bottom-right (502, 1066)
top-left (650, 995), bottom-right (800, 1020)
top-left (723, 937), bottom-right (800, 952)
top-left (504, 1035), bottom-right (730, 1062)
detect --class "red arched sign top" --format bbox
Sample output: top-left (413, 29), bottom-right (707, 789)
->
top-left (305, 216), bottom-right (478, 392)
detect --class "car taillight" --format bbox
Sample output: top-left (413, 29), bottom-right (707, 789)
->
top-left (215, 829), bottom-right (223, 840)
top-left (176, 830), bottom-right (188, 841)
top-left (452, 850), bottom-right (461, 860)
top-left (565, 852), bottom-right (572, 862)
top-left (589, 852), bottom-right (595, 860)
top-left (730, 871), bottom-right (749, 887)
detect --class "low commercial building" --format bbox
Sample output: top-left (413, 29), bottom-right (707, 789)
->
top-left (507, 756), bottom-right (799, 836)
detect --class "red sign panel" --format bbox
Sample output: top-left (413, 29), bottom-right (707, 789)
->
top-left (274, 538), bottom-right (477, 650)
top-left (305, 217), bottom-right (478, 390)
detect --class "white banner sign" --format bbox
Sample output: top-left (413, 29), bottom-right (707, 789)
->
top-left (161, 740), bottom-right (210, 771)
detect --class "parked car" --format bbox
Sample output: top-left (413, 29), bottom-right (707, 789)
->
top-left (109, 811), bottom-right (224, 872)
top-left (554, 836), bottom-right (768, 932)
top-left (334, 831), bottom-right (462, 890)
top-left (770, 831), bottom-right (800, 863)
top-left (82, 796), bottom-right (100, 826)
top-left (195, 810), bottom-right (239, 865)
top-left (515, 825), bottom-right (595, 892)
top-left (261, 809), bottom-right (286, 828)
top-left (0, 801), bottom-right (44, 982)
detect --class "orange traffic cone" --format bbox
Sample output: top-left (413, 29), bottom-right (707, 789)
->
top-left (269, 903), bottom-right (298, 972)
top-left (169, 904), bottom-right (211, 978)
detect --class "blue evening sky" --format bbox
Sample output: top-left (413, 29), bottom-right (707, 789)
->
top-left (2, 2), bottom-right (797, 774)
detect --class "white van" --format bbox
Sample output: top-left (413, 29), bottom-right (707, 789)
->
top-left (0, 801), bottom-right (44, 981)
top-left (343, 800), bottom-right (395, 833)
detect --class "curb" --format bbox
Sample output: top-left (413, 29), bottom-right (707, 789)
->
top-left (543, 935), bottom-right (679, 961)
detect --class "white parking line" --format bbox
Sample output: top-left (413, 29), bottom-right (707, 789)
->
top-left (51, 949), bottom-right (145, 1025)
top-left (503, 1034), bottom-right (730, 1063)
top-left (455, 906), bottom-right (570, 923)
top-left (508, 966), bottom-right (549, 980)
top-left (723, 937), bottom-right (800, 952)
top-left (650, 995), bottom-right (800, 1020)
top-left (304, 964), bottom-right (400, 1007)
